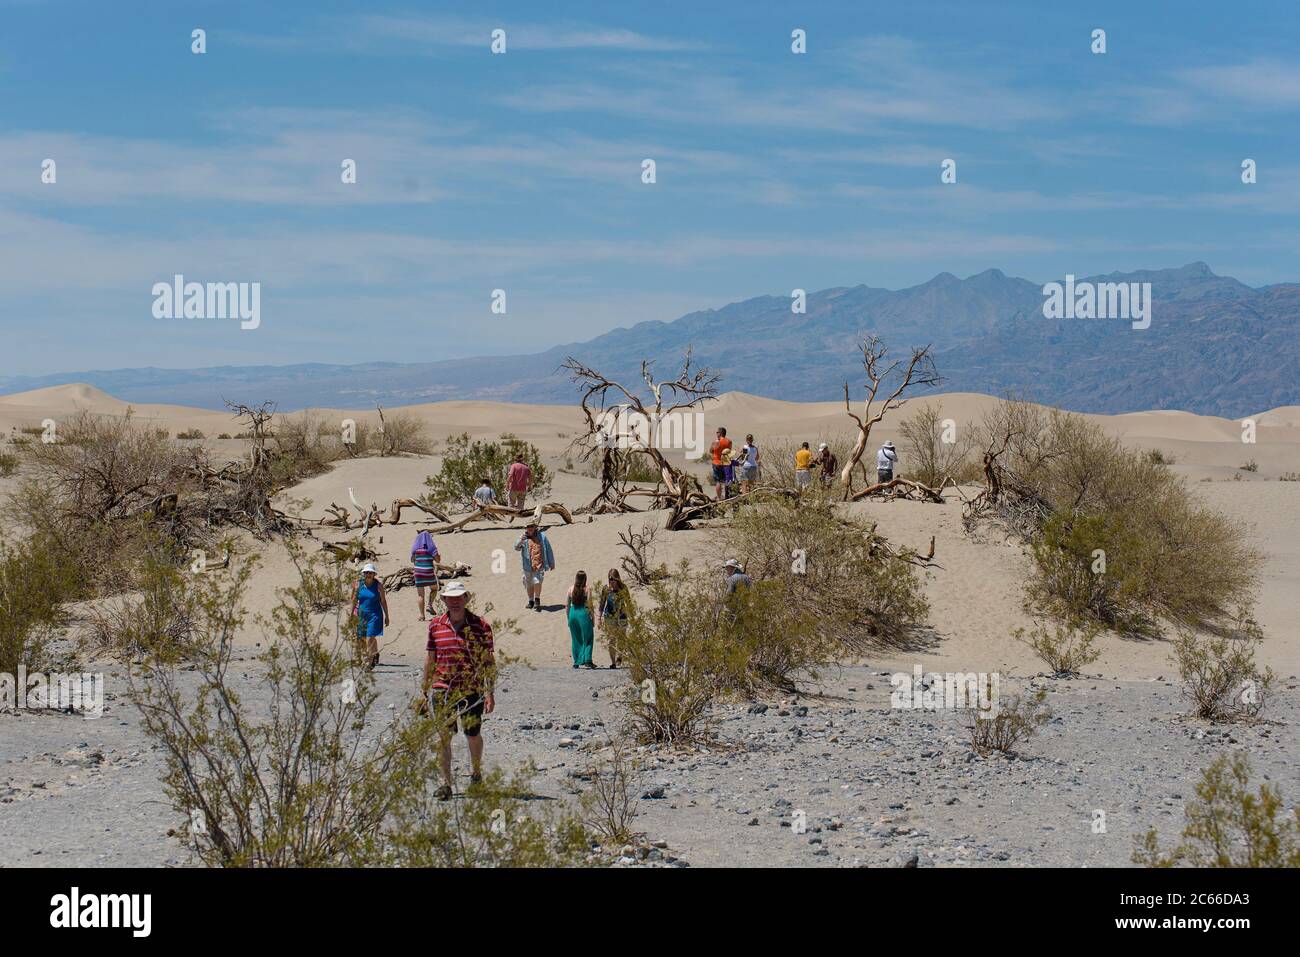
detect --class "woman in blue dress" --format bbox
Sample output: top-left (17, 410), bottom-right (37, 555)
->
top-left (350, 562), bottom-right (390, 670)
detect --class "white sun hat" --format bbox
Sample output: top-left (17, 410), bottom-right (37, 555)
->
top-left (361, 562), bottom-right (377, 573)
top-left (818, 442), bottom-right (828, 450)
top-left (440, 580), bottom-right (469, 597)
top-left (723, 558), bottom-right (742, 570)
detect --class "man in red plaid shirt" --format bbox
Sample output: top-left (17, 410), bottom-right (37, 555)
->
top-left (422, 580), bottom-right (495, 800)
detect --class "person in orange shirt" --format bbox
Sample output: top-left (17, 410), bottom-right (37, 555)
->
top-left (709, 427), bottom-right (732, 501)
top-left (794, 441), bottom-right (814, 491)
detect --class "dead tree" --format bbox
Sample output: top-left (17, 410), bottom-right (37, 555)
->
top-left (839, 337), bottom-right (940, 499)
top-left (562, 352), bottom-right (720, 529)
top-left (387, 498), bottom-right (450, 525)
top-left (617, 523), bottom-right (669, 586)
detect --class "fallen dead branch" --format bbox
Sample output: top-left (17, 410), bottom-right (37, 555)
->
top-left (848, 477), bottom-right (946, 503)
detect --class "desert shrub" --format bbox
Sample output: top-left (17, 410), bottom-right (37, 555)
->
top-left (1280, 472), bottom-right (1300, 482)
top-left (720, 497), bottom-right (929, 648)
top-left (376, 409), bottom-right (432, 457)
top-left (981, 402), bottom-right (1262, 634)
top-left (966, 688), bottom-right (1051, 755)
top-left (583, 741), bottom-right (646, 846)
top-left (270, 409), bottom-right (344, 484)
top-left (129, 552), bottom-right (584, 867)
top-left (1239, 459), bottom-right (1258, 473)
top-left (1016, 618), bottom-right (1103, 676)
top-left (1145, 448), bottom-right (1175, 466)
top-left (176, 428), bottom-right (205, 441)
top-left (1171, 613), bottom-right (1273, 721)
top-left (422, 432), bottom-right (551, 511)
top-left (18, 424), bottom-right (44, 437)
top-left (217, 433), bottom-right (232, 440)
top-left (0, 533), bottom-right (76, 675)
top-left (2, 411), bottom-right (202, 594)
top-left (619, 566), bottom-right (828, 744)
top-left (1133, 752), bottom-right (1300, 867)
top-left (1026, 511), bottom-right (1153, 633)
top-left (898, 401), bottom-right (976, 488)
top-left (86, 543), bottom-right (210, 662)
top-left (12, 409), bottom-right (194, 527)
top-left (0, 451), bottom-right (18, 476)
top-left (378, 763), bottom-right (592, 867)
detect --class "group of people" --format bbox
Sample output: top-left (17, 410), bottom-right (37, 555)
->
top-left (346, 438), bottom-right (901, 800)
top-left (471, 453), bottom-right (534, 510)
top-left (708, 426), bottom-right (900, 498)
top-left (707, 427), bottom-right (763, 499)
top-left (346, 509), bottom-right (635, 800)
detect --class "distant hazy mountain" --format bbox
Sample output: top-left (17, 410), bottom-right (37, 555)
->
top-left (4, 263), bottom-right (1295, 416)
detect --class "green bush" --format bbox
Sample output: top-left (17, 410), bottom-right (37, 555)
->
top-left (984, 403), bottom-right (1263, 635)
top-left (1027, 511), bottom-right (1152, 633)
top-left (0, 451), bottom-right (17, 476)
top-left (1134, 752), bottom-right (1300, 867)
top-left (1016, 618), bottom-right (1103, 677)
top-left (423, 432), bottom-right (551, 511)
top-left (898, 401), bottom-right (977, 488)
top-left (619, 565), bottom-right (829, 745)
top-left (129, 551), bottom-right (587, 867)
top-left (1171, 613), bottom-right (1273, 722)
top-left (0, 533), bottom-right (76, 674)
top-left (720, 497), bottom-right (930, 648)
top-left (176, 428), bottom-right (206, 441)
top-left (965, 688), bottom-right (1051, 755)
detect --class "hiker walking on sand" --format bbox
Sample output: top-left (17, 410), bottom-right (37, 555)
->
top-left (710, 427), bottom-right (732, 501)
top-left (422, 581), bottom-right (495, 801)
top-left (515, 520), bottom-right (555, 611)
top-left (738, 434), bottom-right (760, 493)
top-left (566, 570), bottom-right (596, 669)
top-left (815, 442), bottom-right (838, 489)
top-left (877, 441), bottom-right (898, 484)
top-left (473, 477), bottom-right (497, 508)
top-left (351, 563), bottom-right (390, 671)
top-left (596, 568), bottom-right (634, 669)
top-left (411, 530), bottom-right (441, 621)
top-left (506, 454), bottom-right (532, 510)
top-left (794, 441), bottom-right (814, 491)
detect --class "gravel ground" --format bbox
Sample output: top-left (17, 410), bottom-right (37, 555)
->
top-left (2, 656), bottom-right (1296, 868)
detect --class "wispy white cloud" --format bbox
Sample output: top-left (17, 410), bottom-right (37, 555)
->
top-left (232, 14), bottom-right (707, 54)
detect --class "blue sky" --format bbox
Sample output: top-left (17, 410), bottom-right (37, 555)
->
top-left (4, 0), bottom-right (1300, 375)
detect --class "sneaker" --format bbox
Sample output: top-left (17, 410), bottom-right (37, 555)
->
top-left (534, 603), bottom-right (542, 612)
top-left (526, 598), bottom-right (536, 609)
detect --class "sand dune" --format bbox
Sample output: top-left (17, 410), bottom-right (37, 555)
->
top-left (3, 383), bottom-right (1297, 679)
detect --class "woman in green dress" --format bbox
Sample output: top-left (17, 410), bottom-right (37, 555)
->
top-left (565, 570), bottom-right (595, 669)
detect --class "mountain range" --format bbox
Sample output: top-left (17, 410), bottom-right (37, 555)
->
top-left (4, 263), bottom-right (1296, 416)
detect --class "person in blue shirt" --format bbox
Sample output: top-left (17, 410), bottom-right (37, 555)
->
top-left (350, 562), bottom-right (390, 670)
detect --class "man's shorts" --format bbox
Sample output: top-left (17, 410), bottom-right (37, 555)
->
top-left (429, 689), bottom-right (485, 737)
top-left (523, 569), bottom-right (545, 587)
top-left (509, 490), bottom-right (525, 508)
top-left (878, 469), bottom-right (894, 484)
top-left (795, 469), bottom-right (812, 489)
top-left (712, 464), bottom-right (727, 483)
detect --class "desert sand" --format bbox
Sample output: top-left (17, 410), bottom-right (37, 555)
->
top-left (2, 383), bottom-right (1299, 868)
top-left (3, 383), bottom-right (1296, 678)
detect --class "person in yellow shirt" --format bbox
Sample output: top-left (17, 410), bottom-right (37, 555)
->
top-left (794, 441), bottom-right (814, 490)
